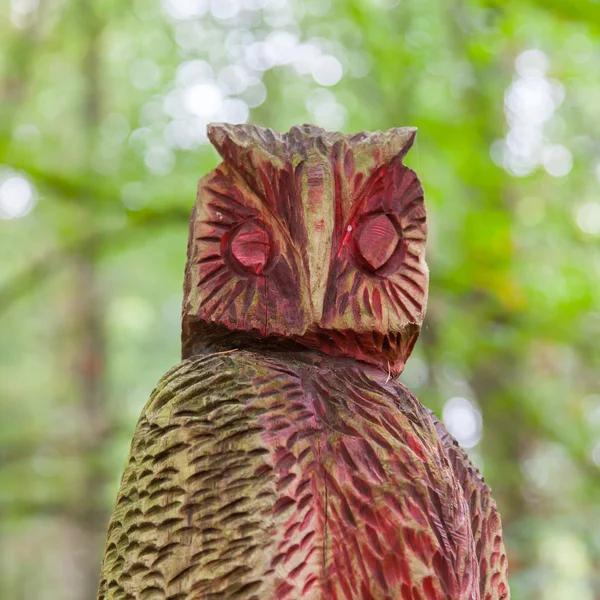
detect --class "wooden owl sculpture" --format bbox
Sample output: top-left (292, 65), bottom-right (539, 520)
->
top-left (98, 124), bottom-right (509, 600)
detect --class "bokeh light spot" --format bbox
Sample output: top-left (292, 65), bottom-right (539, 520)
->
top-left (184, 82), bottom-right (224, 118)
top-left (542, 144), bottom-right (573, 177)
top-left (576, 202), bottom-right (600, 235)
top-left (210, 0), bottom-right (240, 20)
top-left (306, 88), bottom-right (347, 129)
top-left (312, 55), bottom-right (343, 87)
top-left (592, 442), bottom-right (600, 467)
top-left (144, 146), bottom-right (175, 175)
top-left (442, 397), bottom-right (482, 448)
top-left (516, 48), bottom-right (550, 78)
top-left (162, 0), bottom-right (208, 19)
top-left (0, 175), bottom-right (37, 219)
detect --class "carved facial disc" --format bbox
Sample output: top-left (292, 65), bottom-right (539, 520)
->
top-left (183, 123), bottom-right (428, 374)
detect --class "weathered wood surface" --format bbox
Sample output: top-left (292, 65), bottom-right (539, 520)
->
top-left (98, 124), bottom-right (509, 600)
top-left (182, 124), bottom-right (427, 376)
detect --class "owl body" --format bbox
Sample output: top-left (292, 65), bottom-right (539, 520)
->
top-left (98, 350), bottom-right (506, 600)
top-left (98, 124), bottom-right (509, 599)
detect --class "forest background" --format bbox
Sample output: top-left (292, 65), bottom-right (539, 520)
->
top-left (1, 0), bottom-right (600, 598)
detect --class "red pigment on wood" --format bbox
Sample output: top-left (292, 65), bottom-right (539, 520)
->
top-left (98, 124), bottom-right (509, 600)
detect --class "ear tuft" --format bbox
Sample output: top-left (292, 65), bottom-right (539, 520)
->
top-left (206, 122), bottom-right (287, 170)
top-left (206, 122), bottom-right (228, 154)
top-left (391, 126), bottom-right (417, 158)
top-left (207, 122), bottom-right (247, 160)
top-left (375, 126), bottom-right (417, 163)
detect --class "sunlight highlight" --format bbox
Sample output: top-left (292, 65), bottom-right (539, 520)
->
top-left (492, 49), bottom-right (571, 178)
top-left (442, 397), bottom-right (482, 449)
top-left (0, 174), bottom-right (37, 220)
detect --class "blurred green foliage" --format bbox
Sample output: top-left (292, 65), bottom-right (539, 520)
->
top-left (1, 0), bottom-right (599, 598)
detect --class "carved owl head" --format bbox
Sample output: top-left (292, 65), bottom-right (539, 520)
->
top-left (182, 123), bottom-right (428, 375)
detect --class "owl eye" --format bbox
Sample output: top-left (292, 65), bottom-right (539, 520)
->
top-left (227, 220), bottom-right (272, 275)
top-left (355, 213), bottom-right (401, 271)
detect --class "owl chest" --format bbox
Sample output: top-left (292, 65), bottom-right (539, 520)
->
top-left (102, 354), bottom-right (477, 600)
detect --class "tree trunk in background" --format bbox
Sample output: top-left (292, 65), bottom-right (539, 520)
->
top-left (72, 250), bottom-right (109, 600)
top-left (75, 2), bottom-right (109, 597)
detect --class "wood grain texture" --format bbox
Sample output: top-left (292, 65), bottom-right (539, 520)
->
top-left (429, 411), bottom-right (509, 600)
top-left (98, 351), bottom-right (508, 600)
top-left (182, 124), bottom-right (427, 376)
top-left (99, 124), bottom-right (509, 600)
